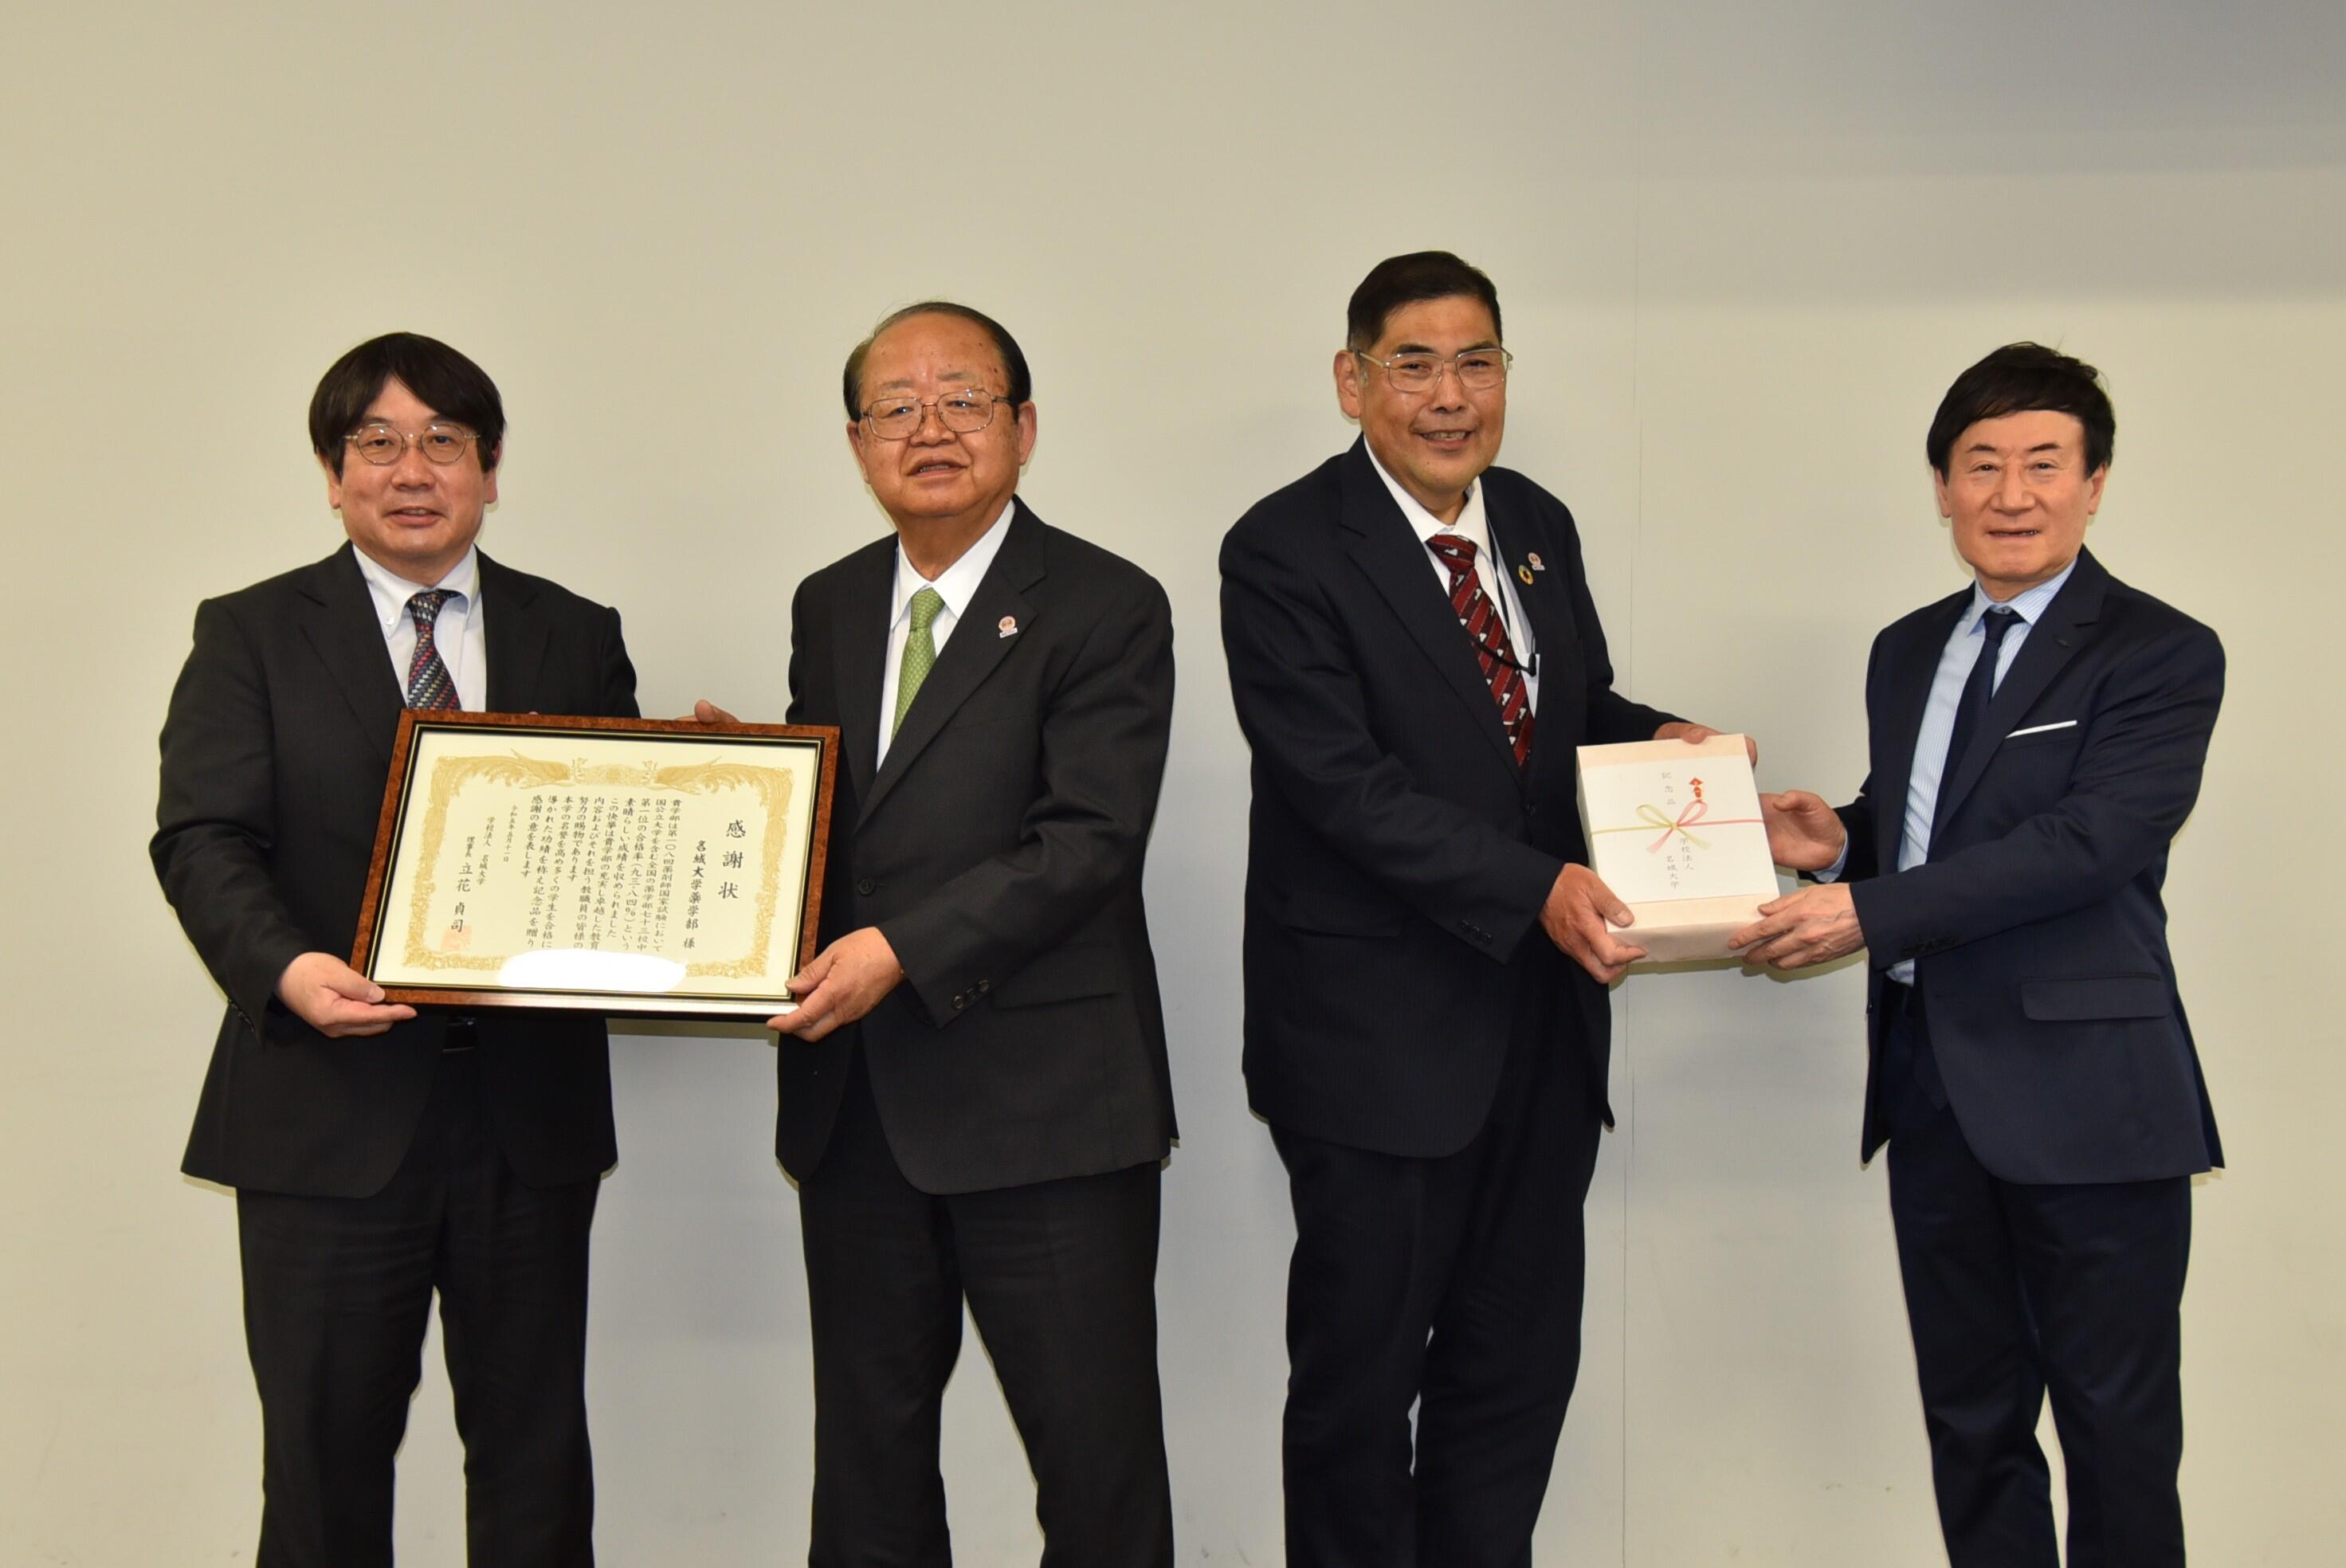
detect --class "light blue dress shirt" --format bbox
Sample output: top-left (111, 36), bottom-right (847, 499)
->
top-left (1826, 558), bottom-right (2077, 983)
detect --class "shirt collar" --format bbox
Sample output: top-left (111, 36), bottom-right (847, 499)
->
top-left (1363, 442), bottom-right (1491, 558)
top-left (355, 544), bottom-right (481, 634)
top-left (891, 500), bottom-right (1015, 625)
top-left (1961, 555), bottom-right (2077, 635)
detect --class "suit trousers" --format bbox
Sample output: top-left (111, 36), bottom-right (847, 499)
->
top-left (1883, 997), bottom-right (2191, 1568)
top-left (795, 1045), bottom-right (1174, 1568)
top-left (235, 1045), bottom-right (600, 1568)
top-left (1273, 960), bottom-right (1603, 1568)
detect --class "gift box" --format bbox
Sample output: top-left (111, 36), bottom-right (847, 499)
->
top-left (1575, 735), bottom-right (1781, 964)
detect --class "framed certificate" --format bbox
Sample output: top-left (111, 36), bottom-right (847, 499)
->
top-left (352, 712), bottom-right (840, 1017)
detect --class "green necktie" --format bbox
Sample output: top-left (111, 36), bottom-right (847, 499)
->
top-left (892, 586), bottom-right (945, 737)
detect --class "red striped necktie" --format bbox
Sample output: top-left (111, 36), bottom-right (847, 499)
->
top-left (404, 590), bottom-right (462, 710)
top-left (1425, 533), bottom-right (1533, 769)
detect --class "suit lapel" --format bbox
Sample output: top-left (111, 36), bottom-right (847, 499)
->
top-left (829, 539), bottom-right (896, 809)
top-left (1340, 444), bottom-right (1519, 775)
top-left (1935, 551), bottom-right (2105, 827)
top-left (858, 503), bottom-right (1044, 829)
top-left (295, 543), bottom-right (404, 767)
top-left (1877, 592), bottom-right (1967, 870)
top-left (479, 551), bottom-right (548, 711)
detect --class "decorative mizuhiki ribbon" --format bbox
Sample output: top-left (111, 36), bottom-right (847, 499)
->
top-left (1591, 799), bottom-right (1762, 853)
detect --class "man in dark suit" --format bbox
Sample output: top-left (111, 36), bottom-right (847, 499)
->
top-left (152, 332), bottom-right (638, 1568)
top-left (1220, 251), bottom-right (1740, 1568)
top-left (755, 300), bottom-right (1177, 1566)
top-left (1732, 343), bottom-right (2223, 1567)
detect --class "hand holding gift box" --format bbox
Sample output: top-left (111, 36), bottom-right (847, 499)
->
top-left (1575, 734), bottom-right (1783, 964)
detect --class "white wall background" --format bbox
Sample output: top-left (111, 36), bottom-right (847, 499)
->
top-left (4, 2), bottom-right (2340, 1562)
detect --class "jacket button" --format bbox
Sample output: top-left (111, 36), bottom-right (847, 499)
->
top-left (976, 980), bottom-right (991, 994)
top-left (952, 994), bottom-right (967, 1011)
top-left (856, 877), bottom-right (876, 896)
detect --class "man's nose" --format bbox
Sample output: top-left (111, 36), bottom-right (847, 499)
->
top-left (390, 441), bottom-right (437, 483)
top-left (1425, 361), bottom-right (1472, 409)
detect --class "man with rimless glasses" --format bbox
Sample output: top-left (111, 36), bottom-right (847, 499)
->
top-left (152, 332), bottom-right (638, 1566)
top-left (703, 301), bottom-right (1176, 1564)
top-left (1222, 253), bottom-right (1741, 1566)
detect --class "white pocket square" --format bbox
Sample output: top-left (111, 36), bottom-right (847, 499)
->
top-left (2005, 719), bottom-right (2078, 739)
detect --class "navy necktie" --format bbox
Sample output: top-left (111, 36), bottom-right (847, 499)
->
top-left (1940, 606), bottom-right (2019, 791)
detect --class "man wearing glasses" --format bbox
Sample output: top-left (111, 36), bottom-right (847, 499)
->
top-left (745, 301), bottom-right (1177, 1564)
top-left (153, 332), bottom-right (638, 1567)
top-left (1221, 253), bottom-right (1736, 1566)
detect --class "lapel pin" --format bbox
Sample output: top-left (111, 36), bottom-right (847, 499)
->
top-left (1516, 564), bottom-right (1536, 586)
top-left (998, 615), bottom-right (1019, 639)
top-left (1526, 552), bottom-right (1546, 571)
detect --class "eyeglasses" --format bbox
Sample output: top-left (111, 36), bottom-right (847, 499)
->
top-left (860, 389), bottom-right (1015, 441)
top-left (1352, 347), bottom-right (1514, 394)
top-left (344, 422), bottom-right (481, 466)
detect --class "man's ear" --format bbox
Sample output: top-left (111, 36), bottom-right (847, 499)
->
top-left (1014, 401), bottom-right (1038, 467)
top-left (1333, 349), bottom-right (1365, 422)
top-left (845, 421), bottom-right (872, 484)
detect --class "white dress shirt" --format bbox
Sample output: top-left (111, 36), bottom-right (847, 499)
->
top-left (1363, 445), bottom-right (1540, 711)
top-left (1821, 557), bottom-right (2077, 984)
top-left (354, 544), bottom-right (485, 711)
top-left (876, 501), bottom-right (1015, 767)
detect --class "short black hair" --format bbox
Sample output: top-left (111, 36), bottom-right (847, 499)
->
top-left (1346, 251), bottom-right (1503, 351)
top-left (1926, 342), bottom-right (2115, 477)
top-left (309, 331), bottom-right (506, 476)
top-left (842, 300), bottom-right (1032, 421)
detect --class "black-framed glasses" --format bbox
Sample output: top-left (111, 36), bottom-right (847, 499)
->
top-left (860, 389), bottom-right (1015, 441)
top-left (1352, 347), bottom-right (1513, 394)
top-left (345, 422), bottom-right (481, 466)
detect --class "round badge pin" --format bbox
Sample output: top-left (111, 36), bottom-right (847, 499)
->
top-left (998, 615), bottom-right (1019, 638)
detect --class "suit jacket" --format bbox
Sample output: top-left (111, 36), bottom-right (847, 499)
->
top-left (776, 502), bottom-right (1177, 1195)
top-left (1220, 441), bottom-right (1680, 1158)
top-left (1836, 547), bottom-right (2223, 1184)
top-left (154, 542), bottom-right (640, 1198)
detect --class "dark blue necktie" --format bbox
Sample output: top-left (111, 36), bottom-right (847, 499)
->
top-left (1940, 606), bottom-right (2019, 784)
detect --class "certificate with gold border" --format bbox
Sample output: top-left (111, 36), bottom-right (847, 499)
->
top-left (353, 712), bottom-right (839, 1017)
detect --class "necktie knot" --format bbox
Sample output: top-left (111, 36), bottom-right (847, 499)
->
top-left (907, 586), bottom-right (944, 634)
top-left (1426, 533), bottom-right (1478, 580)
top-left (1979, 605), bottom-right (2019, 653)
top-left (406, 589), bottom-right (454, 629)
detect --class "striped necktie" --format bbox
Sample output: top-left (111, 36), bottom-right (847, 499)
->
top-left (1426, 534), bottom-right (1534, 769)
